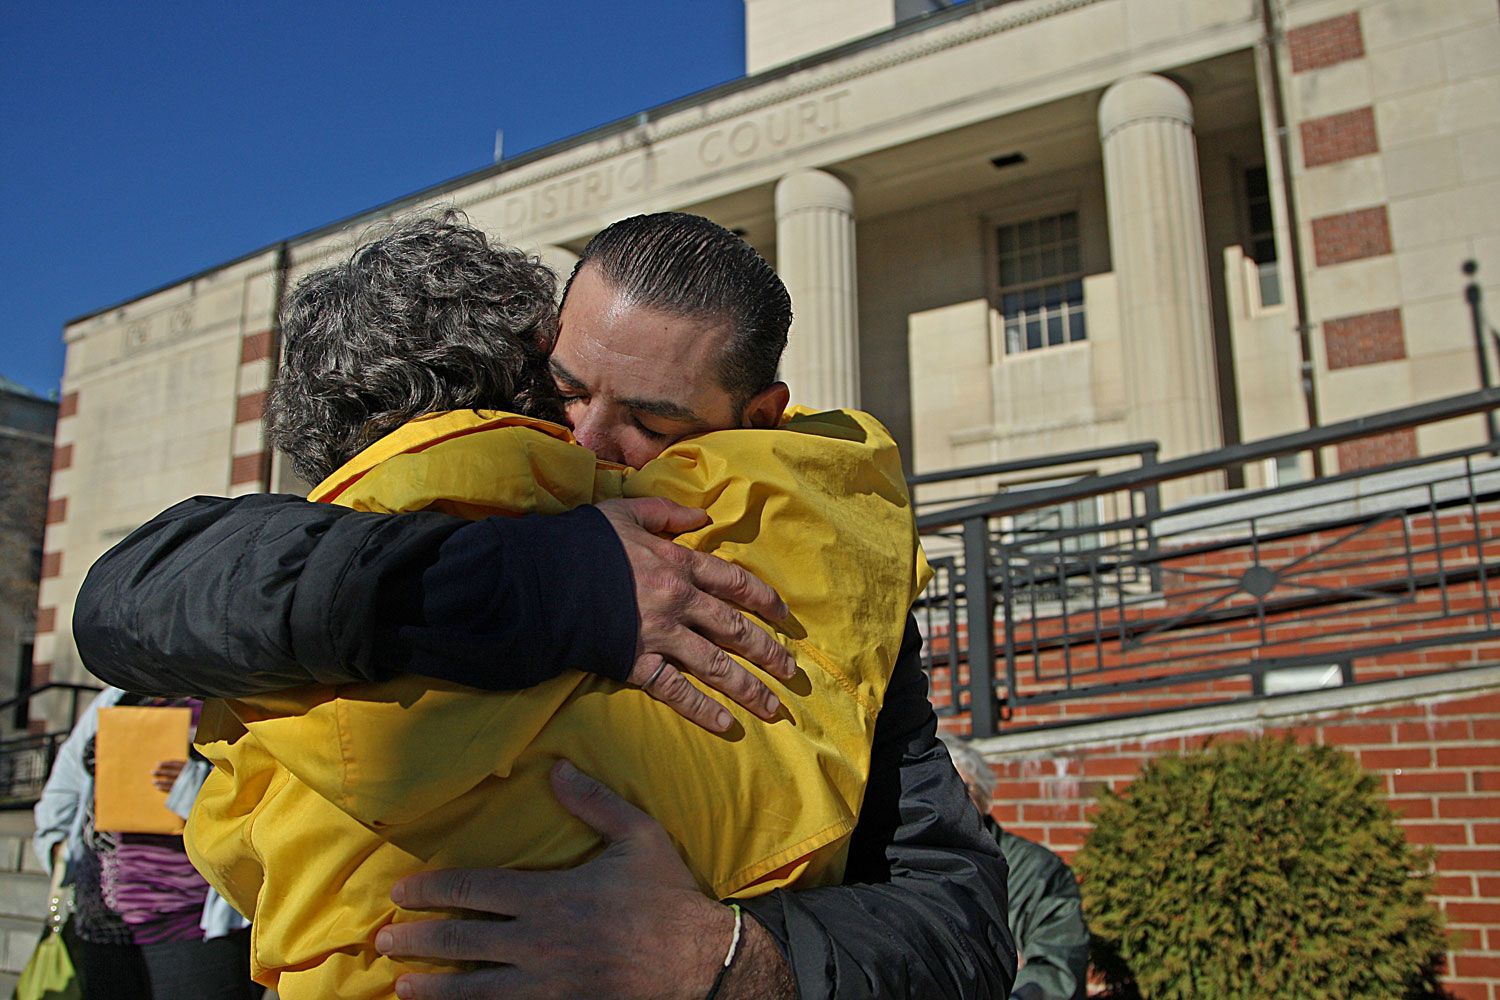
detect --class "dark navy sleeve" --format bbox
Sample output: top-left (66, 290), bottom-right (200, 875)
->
top-left (74, 494), bottom-right (637, 697)
top-left (735, 617), bottom-right (1018, 999)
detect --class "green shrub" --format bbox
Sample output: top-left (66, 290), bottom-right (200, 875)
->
top-left (1075, 736), bottom-right (1448, 999)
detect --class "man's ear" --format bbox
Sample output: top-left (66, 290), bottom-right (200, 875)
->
top-left (742, 381), bottom-right (790, 429)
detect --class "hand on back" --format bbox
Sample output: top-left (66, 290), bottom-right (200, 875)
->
top-left (595, 497), bottom-right (796, 733)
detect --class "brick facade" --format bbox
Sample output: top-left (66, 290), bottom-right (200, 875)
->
top-left (1301, 106), bottom-right (1379, 169)
top-left (51, 443), bottom-right (72, 472)
top-left (230, 451), bottom-right (266, 486)
top-left (234, 389), bottom-right (267, 424)
top-left (44, 497), bottom-right (67, 525)
top-left (1312, 206), bottom-right (1393, 266)
top-left (976, 686), bottom-right (1500, 998)
top-left (239, 329), bottom-right (274, 364)
top-left (1338, 427), bottom-right (1418, 470)
top-left (56, 391), bottom-right (78, 420)
top-left (1324, 308), bottom-right (1406, 369)
top-left (1287, 12), bottom-right (1365, 73)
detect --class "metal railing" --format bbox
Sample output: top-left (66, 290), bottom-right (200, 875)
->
top-left (0, 683), bottom-right (101, 808)
top-left (915, 388), bottom-right (1500, 736)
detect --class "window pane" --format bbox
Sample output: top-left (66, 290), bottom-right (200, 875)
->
top-left (1005, 320), bottom-right (1023, 354)
top-left (1047, 314), bottom-right (1065, 346)
top-left (1069, 309), bottom-right (1087, 342)
top-left (995, 211), bottom-right (1087, 353)
top-left (1059, 242), bottom-right (1081, 273)
top-left (1038, 246), bottom-right (1059, 278)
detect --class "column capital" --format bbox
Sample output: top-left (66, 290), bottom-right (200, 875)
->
top-left (775, 169), bottom-right (853, 218)
top-left (1098, 74), bottom-right (1194, 141)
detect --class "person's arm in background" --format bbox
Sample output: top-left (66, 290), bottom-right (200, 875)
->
top-left (75, 493), bottom-right (791, 731)
top-left (32, 688), bottom-right (117, 879)
top-left (1000, 830), bottom-right (1090, 1000)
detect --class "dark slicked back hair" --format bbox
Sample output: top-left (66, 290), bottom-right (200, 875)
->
top-left (563, 213), bottom-right (792, 405)
top-left (268, 211), bottom-right (563, 485)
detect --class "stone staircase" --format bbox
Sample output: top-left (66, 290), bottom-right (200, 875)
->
top-left (0, 809), bottom-right (48, 994)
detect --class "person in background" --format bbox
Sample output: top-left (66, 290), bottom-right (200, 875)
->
top-left (32, 686), bottom-right (259, 1000)
top-left (941, 733), bottom-right (1091, 1000)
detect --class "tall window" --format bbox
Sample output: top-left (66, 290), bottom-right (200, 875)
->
top-left (997, 211), bottom-right (1086, 354)
top-left (1244, 166), bottom-right (1282, 306)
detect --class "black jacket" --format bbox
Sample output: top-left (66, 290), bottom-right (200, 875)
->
top-left (74, 493), bottom-right (1016, 999)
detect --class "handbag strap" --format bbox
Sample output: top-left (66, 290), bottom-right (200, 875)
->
top-left (44, 845), bottom-right (68, 935)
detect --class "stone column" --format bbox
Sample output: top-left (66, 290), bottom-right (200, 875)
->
top-left (1099, 75), bottom-right (1222, 463)
top-left (775, 169), bottom-right (860, 409)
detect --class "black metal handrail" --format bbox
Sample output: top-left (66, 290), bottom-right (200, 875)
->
top-left (917, 387), bottom-right (1500, 736)
top-left (917, 387), bottom-right (1500, 530)
top-left (0, 683), bottom-right (102, 809)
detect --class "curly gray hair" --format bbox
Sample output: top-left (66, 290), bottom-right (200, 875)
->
top-left (938, 732), bottom-right (998, 809)
top-left (268, 211), bottom-right (563, 485)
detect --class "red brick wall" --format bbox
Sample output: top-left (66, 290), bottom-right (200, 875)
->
top-left (240, 329), bottom-right (274, 364)
top-left (1312, 205), bottom-right (1393, 266)
top-left (1288, 12), bottom-right (1365, 73)
top-left (235, 389), bottom-right (267, 424)
top-left (1325, 308), bottom-right (1406, 369)
top-left (1338, 427), bottom-right (1418, 470)
top-left (230, 451), bottom-right (266, 486)
top-left (1301, 106), bottom-right (1379, 168)
top-left (979, 689), bottom-right (1500, 998)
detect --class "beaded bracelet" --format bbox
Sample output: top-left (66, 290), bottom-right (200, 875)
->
top-left (704, 903), bottom-right (744, 1000)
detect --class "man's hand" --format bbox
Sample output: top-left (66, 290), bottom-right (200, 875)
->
top-left (378, 761), bottom-right (793, 1000)
top-left (597, 497), bottom-right (796, 733)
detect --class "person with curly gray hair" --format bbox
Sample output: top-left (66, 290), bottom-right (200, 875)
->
top-left (267, 214), bottom-right (564, 486)
top-left (78, 211), bottom-right (1015, 1000)
top-left (941, 732), bottom-right (1091, 1000)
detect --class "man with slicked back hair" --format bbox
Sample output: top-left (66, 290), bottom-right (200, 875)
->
top-left (76, 211), bottom-right (1015, 1000)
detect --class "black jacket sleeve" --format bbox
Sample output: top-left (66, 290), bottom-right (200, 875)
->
top-left (736, 620), bottom-right (1018, 999)
top-left (76, 495), bottom-right (1016, 998)
top-left (73, 494), bottom-right (637, 696)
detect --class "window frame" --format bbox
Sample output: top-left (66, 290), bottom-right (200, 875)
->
top-left (984, 202), bottom-right (1090, 358)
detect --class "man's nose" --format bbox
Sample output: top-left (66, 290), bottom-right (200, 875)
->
top-left (571, 408), bottom-right (623, 464)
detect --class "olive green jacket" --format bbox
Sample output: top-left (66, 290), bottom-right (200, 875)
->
top-left (987, 817), bottom-right (1091, 1000)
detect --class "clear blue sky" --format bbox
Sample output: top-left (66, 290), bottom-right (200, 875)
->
top-left (1, 2), bottom-right (746, 398)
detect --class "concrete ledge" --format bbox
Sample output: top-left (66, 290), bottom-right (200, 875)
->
top-left (971, 664), bottom-right (1500, 756)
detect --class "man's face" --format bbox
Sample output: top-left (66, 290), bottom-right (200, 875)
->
top-left (549, 263), bottom-right (784, 468)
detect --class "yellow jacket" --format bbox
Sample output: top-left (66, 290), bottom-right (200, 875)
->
top-left (188, 408), bottom-right (929, 998)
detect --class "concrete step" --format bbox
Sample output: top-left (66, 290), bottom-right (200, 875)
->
top-left (0, 831), bottom-right (44, 876)
top-left (0, 914), bottom-right (45, 975)
top-left (0, 870), bottom-right (50, 923)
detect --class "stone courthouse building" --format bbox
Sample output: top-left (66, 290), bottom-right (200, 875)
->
top-left (28, 0), bottom-right (1500, 992)
top-left (39, 0), bottom-right (1500, 686)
